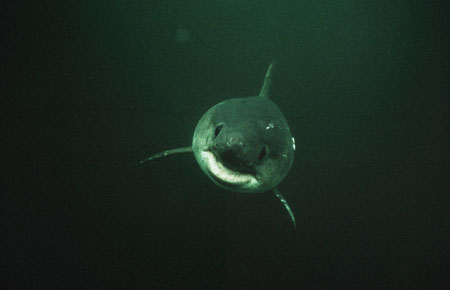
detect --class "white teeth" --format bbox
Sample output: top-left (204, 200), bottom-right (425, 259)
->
top-left (201, 151), bottom-right (258, 187)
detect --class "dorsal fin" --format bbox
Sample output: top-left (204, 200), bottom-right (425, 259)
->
top-left (258, 60), bottom-right (276, 98)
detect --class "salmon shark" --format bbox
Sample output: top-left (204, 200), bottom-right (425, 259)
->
top-left (141, 61), bottom-right (296, 228)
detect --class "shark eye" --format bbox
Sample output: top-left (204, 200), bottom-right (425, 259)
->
top-left (214, 124), bottom-right (223, 137)
top-left (258, 146), bottom-right (268, 161)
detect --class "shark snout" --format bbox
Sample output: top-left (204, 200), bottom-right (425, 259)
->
top-left (213, 136), bottom-right (255, 171)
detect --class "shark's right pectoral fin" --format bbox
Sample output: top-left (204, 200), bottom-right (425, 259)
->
top-left (140, 146), bottom-right (193, 164)
top-left (272, 187), bottom-right (296, 229)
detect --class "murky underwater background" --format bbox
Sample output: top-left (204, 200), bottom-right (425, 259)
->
top-left (3, 1), bottom-right (449, 289)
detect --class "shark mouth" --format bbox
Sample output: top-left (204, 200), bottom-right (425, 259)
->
top-left (200, 150), bottom-right (258, 188)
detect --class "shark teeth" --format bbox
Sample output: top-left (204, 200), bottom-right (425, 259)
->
top-left (201, 151), bottom-right (258, 187)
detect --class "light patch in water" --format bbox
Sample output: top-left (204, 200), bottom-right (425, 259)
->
top-left (174, 28), bottom-right (191, 44)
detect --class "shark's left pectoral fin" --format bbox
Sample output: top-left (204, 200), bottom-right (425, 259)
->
top-left (272, 187), bottom-right (296, 229)
top-left (140, 146), bottom-right (193, 164)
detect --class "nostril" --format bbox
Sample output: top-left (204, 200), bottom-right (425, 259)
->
top-left (214, 124), bottom-right (223, 138)
top-left (258, 146), bottom-right (268, 161)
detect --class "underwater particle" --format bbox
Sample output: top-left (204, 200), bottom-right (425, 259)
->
top-left (174, 28), bottom-right (191, 44)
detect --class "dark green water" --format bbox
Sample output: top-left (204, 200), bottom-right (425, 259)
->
top-left (3, 1), bottom-right (449, 289)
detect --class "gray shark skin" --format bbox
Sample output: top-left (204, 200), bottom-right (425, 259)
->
top-left (141, 61), bottom-right (297, 228)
